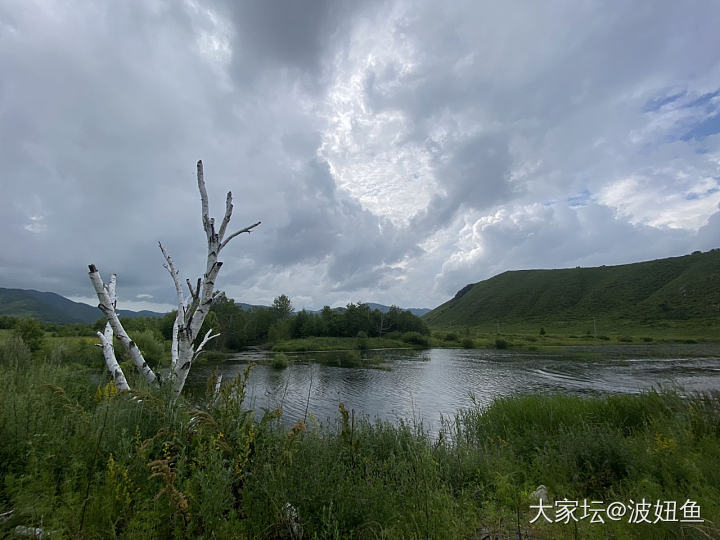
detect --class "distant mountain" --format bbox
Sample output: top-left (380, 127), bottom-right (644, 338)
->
top-left (423, 250), bottom-right (720, 329)
top-left (236, 302), bottom-right (257, 311)
top-left (303, 302), bottom-right (430, 316)
top-left (0, 288), bottom-right (431, 324)
top-left (364, 303), bottom-right (431, 317)
top-left (230, 301), bottom-right (267, 311)
top-left (0, 287), bottom-right (166, 324)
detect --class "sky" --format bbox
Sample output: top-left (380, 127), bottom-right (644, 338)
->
top-left (1, 0), bottom-right (719, 313)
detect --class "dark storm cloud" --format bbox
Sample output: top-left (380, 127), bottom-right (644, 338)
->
top-left (413, 132), bottom-right (514, 231)
top-left (214, 0), bottom-right (377, 92)
top-left (252, 158), bottom-right (418, 290)
top-left (220, 0), bottom-right (336, 74)
top-left (1, 0), bottom-right (719, 311)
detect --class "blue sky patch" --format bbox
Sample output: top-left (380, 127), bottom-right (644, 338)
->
top-left (568, 190), bottom-right (591, 207)
top-left (643, 91), bottom-right (686, 112)
top-left (685, 183), bottom-right (719, 201)
top-left (682, 89), bottom-right (720, 110)
top-left (681, 113), bottom-right (720, 141)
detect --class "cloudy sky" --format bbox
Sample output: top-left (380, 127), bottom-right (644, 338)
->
top-left (1, 0), bottom-right (719, 312)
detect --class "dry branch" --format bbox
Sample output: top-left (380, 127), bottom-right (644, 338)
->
top-left (89, 160), bottom-right (259, 397)
top-left (161, 160), bottom-right (260, 399)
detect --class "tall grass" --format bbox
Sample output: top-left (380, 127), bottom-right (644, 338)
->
top-left (1, 340), bottom-right (718, 538)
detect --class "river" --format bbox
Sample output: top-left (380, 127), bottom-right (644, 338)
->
top-left (187, 345), bottom-right (720, 432)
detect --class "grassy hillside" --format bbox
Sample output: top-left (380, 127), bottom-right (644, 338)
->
top-left (424, 250), bottom-right (720, 335)
top-left (0, 287), bottom-right (164, 324)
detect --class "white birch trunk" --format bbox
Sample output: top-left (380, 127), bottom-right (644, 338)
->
top-left (163, 160), bottom-right (260, 399)
top-left (88, 265), bottom-right (158, 386)
top-left (97, 322), bottom-right (130, 391)
top-left (170, 314), bottom-right (179, 372)
top-left (89, 160), bottom-right (259, 399)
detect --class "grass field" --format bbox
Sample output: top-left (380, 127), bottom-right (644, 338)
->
top-left (1, 340), bottom-right (718, 538)
top-left (428, 320), bottom-right (720, 349)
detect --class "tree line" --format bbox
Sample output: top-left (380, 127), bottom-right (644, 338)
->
top-left (205, 294), bottom-right (430, 350)
top-left (0, 294), bottom-right (429, 352)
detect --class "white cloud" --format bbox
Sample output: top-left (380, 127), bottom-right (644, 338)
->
top-left (24, 215), bottom-right (46, 234)
top-left (1, 0), bottom-right (720, 311)
top-left (319, 4), bottom-right (441, 225)
top-left (597, 174), bottom-right (720, 230)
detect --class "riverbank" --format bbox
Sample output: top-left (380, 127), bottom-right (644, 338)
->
top-left (272, 335), bottom-right (406, 352)
top-left (266, 325), bottom-right (720, 353)
top-left (4, 325), bottom-right (718, 365)
top-left (429, 318), bottom-right (720, 348)
top-left (1, 339), bottom-right (718, 538)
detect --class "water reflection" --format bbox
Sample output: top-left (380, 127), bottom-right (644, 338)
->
top-left (188, 347), bottom-right (720, 433)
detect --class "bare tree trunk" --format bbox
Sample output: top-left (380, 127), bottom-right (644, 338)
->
top-left (93, 272), bottom-right (130, 391)
top-left (90, 160), bottom-right (260, 398)
top-left (161, 160), bottom-right (260, 399)
top-left (377, 311), bottom-right (391, 337)
top-left (97, 322), bottom-right (130, 391)
top-left (88, 267), bottom-right (157, 386)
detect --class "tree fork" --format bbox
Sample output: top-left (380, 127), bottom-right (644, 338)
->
top-left (90, 160), bottom-right (260, 397)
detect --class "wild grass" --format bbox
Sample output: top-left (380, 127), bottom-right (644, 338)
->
top-left (271, 352), bottom-right (290, 369)
top-left (293, 349), bottom-right (392, 370)
top-left (1, 339), bottom-right (718, 538)
top-left (429, 324), bottom-right (720, 350)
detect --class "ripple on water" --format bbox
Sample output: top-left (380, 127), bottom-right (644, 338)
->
top-left (189, 348), bottom-right (720, 432)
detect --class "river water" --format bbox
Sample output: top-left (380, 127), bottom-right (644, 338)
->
top-left (188, 345), bottom-right (720, 432)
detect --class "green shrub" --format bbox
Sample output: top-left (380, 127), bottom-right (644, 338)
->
top-left (539, 327), bottom-right (546, 335)
top-left (271, 353), bottom-right (289, 369)
top-left (597, 335), bottom-right (610, 340)
top-left (401, 331), bottom-right (430, 347)
top-left (642, 337), bottom-right (653, 342)
top-left (49, 340), bottom-right (103, 367)
top-left (0, 315), bottom-right (19, 329)
top-left (125, 329), bottom-right (166, 367)
top-left (495, 338), bottom-right (509, 349)
top-left (356, 330), bottom-right (369, 350)
top-left (444, 332), bottom-right (459, 342)
top-left (267, 320), bottom-right (291, 343)
top-left (0, 334), bottom-right (32, 367)
top-left (461, 337), bottom-right (474, 349)
top-left (14, 318), bottom-right (45, 352)
top-left (340, 350), bottom-right (363, 367)
top-left (617, 335), bottom-right (633, 343)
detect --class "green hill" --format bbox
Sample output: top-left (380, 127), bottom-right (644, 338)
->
top-left (424, 250), bottom-right (720, 335)
top-left (0, 287), bottom-right (165, 324)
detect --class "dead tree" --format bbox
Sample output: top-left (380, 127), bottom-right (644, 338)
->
top-left (88, 160), bottom-right (260, 399)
